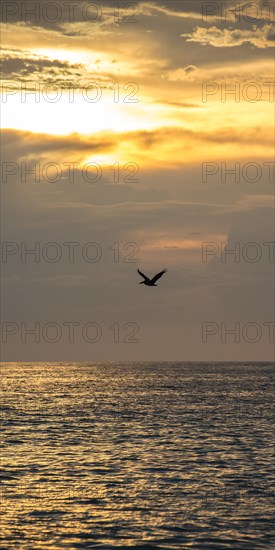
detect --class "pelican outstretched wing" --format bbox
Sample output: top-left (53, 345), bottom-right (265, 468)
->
top-left (151, 268), bottom-right (167, 284)
top-left (137, 269), bottom-right (150, 282)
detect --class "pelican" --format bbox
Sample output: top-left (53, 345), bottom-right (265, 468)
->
top-left (137, 268), bottom-right (167, 286)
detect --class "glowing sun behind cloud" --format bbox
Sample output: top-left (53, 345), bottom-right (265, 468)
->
top-left (1, 88), bottom-right (177, 136)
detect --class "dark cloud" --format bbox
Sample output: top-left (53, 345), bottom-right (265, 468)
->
top-left (183, 24), bottom-right (275, 48)
top-left (154, 99), bottom-right (203, 108)
top-left (2, 125), bottom-right (273, 172)
top-left (2, 129), bottom-right (115, 160)
top-left (0, 48), bottom-right (85, 83)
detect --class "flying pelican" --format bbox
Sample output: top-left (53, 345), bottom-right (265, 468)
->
top-left (137, 268), bottom-right (167, 286)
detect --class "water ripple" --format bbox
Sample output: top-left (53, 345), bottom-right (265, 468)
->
top-left (1, 362), bottom-right (274, 548)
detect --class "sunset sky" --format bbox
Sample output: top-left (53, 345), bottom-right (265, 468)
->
top-left (1, 0), bottom-right (274, 360)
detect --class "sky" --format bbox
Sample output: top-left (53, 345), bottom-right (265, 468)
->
top-left (1, 0), bottom-right (274, 361)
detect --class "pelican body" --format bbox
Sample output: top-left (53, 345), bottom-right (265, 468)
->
top-left (137, 268), bottom-right (167, 286)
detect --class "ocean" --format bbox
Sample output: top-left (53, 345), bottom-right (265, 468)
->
top-left (1, 362), bottom-right (274, 549)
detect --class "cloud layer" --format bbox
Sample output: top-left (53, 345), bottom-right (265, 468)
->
top-left (1, 1), bottom-right (274, 360)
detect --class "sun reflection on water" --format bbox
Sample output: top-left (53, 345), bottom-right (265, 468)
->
top-left (1, 362), bottom-right (274, 548)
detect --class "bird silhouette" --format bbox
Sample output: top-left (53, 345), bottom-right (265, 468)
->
top-left (137, 268), bottom-right (167, 286)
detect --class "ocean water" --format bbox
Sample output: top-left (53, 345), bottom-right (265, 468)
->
top-left (1, 362), bottom-right (274, 549)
